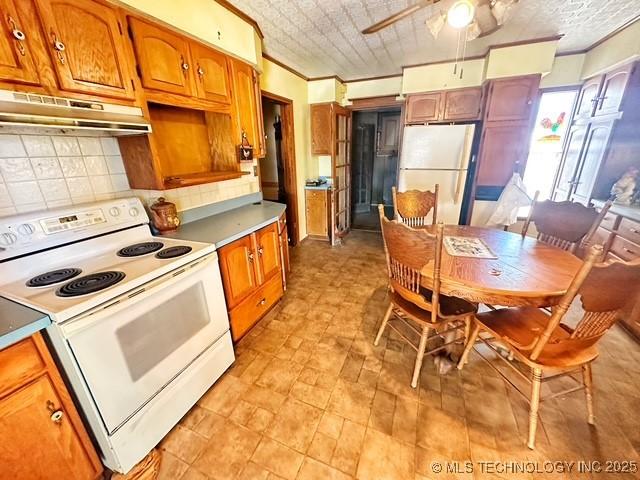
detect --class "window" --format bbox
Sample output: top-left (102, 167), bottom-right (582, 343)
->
top-left (521, 89), bottom-right (578, 204)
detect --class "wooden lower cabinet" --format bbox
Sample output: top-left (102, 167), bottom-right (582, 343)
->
top-left (592, 205), bottom-right (640, 339)
top-left (0, 333), bottom-right (103, 479)
top-left (218, 219), bottom-right (287, 341)
top-left (305, 189), bottom-right (330, 239)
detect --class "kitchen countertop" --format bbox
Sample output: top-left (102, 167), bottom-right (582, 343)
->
top-left (305, 184), bottom-right (332, 191)
top-left (161, 200), bottom-right (286, 248)
top-left (592, 199), bottom-right (640, 222)
top-left (0, 297), bottom-right (51, 350)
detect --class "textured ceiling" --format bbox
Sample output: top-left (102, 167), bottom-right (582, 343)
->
top-left (227, 0), bottom-right (640, 80)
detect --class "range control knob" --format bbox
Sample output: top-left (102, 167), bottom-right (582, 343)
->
top-left (17, 223), bottom-right (36, 236)
top-left (129, 207), bottom-right (139, 217)
top-left (0, 232), bottom-right (18, 246)
top-left (109, 207), bottom-right (121, 217)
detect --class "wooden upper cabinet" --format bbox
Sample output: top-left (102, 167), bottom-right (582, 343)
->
top-left (128, 17), bottom-right (195, 96)
top-left (594, 64), bottom-right (633, 117)
top-left (0, 374), bottom-right (99, 479)
top-left (406, 92), bottom-right (442, 123)
top-left (442, 88), bottom-right (482, 121)
top-left (311, 103), bottom-right (332, 154)
top-left (191, 42), bottom-right (231, 104)
top-left (231, 58), bottom-right (261, 154)
top-left (0, 0), bottom-right (40, 85)
top-left (485, 75), bottom-right (539, 122)
top-left (218, 234), bottom-right (258, 309)
top-left (255, 223), bottom-right (281, 283)
top-left (476, 122), bottom-right (530, 187)
top-left (574, 75), bottom-right (602, 121)
top-left (35, 0), bottom-right (135, 100)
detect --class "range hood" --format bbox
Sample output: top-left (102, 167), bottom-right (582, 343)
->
top-left (0, 90), bottom-right (151, 135)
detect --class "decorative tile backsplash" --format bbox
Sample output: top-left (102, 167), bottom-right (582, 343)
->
top-left (0, 132), bottom-right (260, 218)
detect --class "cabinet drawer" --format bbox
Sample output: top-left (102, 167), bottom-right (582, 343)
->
top-left (617, 217), bottom-right (640, 244)
top-left (610, 235), bottom-right (640, 261)
top-left (599, 211), bottom-right (620, 231)
top-left (229, 274), bottom-right (283, 341)
top-left (0, 336), bottom-right (46, 397)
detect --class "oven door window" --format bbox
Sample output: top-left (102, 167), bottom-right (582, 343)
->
top-left (65, 258), bottom-right (229, 434)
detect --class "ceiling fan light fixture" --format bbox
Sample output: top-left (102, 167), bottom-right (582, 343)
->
top-left (447, 0), bottom-right (475, 29)
top-left (466, 20), bottom-right (481, 40)
top-left (491, 0), bottom-right (517, 25)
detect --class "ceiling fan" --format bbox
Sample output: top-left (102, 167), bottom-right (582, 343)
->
top-left (361, 0), bottom-right (519, 39)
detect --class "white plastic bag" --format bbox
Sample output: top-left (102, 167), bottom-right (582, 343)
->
top-left (486, 173), bottom-right (531, 227)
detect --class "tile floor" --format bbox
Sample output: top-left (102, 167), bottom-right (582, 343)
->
top-left (158, 231), bottom-right (640, 480)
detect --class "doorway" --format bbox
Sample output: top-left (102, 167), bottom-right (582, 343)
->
top-left (260, 92), bottom-right (299, 245)
top-left (351, 108), bottom-right (401, 230)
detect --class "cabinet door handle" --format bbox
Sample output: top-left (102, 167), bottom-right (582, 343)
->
top-left (7, 15), bottom-right (26, 55)
top-left (630, 228), bottom-right (639, 234)
top-left (46, 400), bottom-right (64, 424)
top-left (197, 65), bottom-right (204, 77)
top-left (624, 248), bottom-right (637, 256)
top-left (50, 31), bottom-right (65, 64)
top-left (258, 246), bottom-right (264, 256)
top-left (248, 252), bottom-right (254, 262)
top-left (256, 298), bottom-right (266, 307)
top-left (180, 55), bottom-right (189, 72)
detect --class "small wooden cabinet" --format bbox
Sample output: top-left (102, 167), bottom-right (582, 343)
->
top-left (311, 103), bottom-right (333, 154)
top-left (191, 43), bottom-right (232, 104)
top-left (305, 188), bottom-right (330, 239)
top-left (35, 0), bottom-right (135, 100)
top-left (0, 0), bottom-right (41, 85)
top-left (574, 64), bottom-right (633, 121)
top-left (128, 17), bottom-right (195, 97)
top-left (405, 87), bottom-right (482, 123)
top-left (484, 75), bottom-right (539, 122)
top-left (231, 58), bottom-right (265, 158)
top-left (0, 333), bottom-right (102, 479)
top-left (218, 220), bottom-right (286, 341)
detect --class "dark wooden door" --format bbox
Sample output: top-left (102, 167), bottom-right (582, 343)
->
top-left (128, 17), bottom-right (194, 96)
top-left (0, 375), bottom-right (99, 480)
top-left (36, 0), bottom-right (135, 99)
top-left (218, 234), bottom-right (258, 309)
top-left (571, 120), bottom-right (614, 205)
top-left (0, 0), bottom-right (40, 85)
top-left (442, 87), bottom-right (482, 121)
top-left (485, 75), bottom-right (539, 122)
top-left (255, 223), bottom-right (281, 283)
top-left (406, 92), bottom-right (442, 123)
top-left (553, 124), bottom-right (589, 201)
top-left (476, 122), bottom-right (530, 188)
top-left (377, 111), bottom-right (400, 155)
top-left (595, 64), bottom-right (633, 117)
top-left (311, 103), bottom-right (332, 154)
top-left (191, 42), bottom-right (232, 104)
top-left (574, 75), bottom-right (602, 121)
top-left (352, 124), bottom-right (375, 214)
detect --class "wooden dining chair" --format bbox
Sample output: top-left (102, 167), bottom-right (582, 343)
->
top-left (521, 192), bottom-right (612, 254)
top-left (458, 244), bottom-right (640, 449)
top-left (375, 204), bottom-right (476, 387)
top-left (392, 185), bottom-right (439, 227)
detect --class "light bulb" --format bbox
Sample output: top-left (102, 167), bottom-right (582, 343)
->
top-left (447, 0), bottom-right (475, 29)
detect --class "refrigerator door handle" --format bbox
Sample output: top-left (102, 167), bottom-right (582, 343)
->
top-left (454, 169), bottom-right (464, 204)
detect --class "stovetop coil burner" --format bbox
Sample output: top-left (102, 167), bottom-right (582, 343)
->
top-left (26, 268), bottom-right (82, 287)
top-left (117, 242), bottom-right (164, 257)
top-left (155, 246), bottom-right (193, 259)
top-left (56, 271), bottom-right (126, 297)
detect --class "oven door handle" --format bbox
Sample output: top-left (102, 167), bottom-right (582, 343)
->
top-left (61, 252), bottom-right (220, 336)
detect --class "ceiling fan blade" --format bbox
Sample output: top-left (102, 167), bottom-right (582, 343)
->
top-left (361, 0), bottom-right (439, 34)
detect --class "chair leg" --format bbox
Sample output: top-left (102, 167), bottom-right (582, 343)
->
top-left (457, 321), bottom-right (480, 370)
top-left (582, 363), bottom-right (595, 425)
top-left (374, 304), bottom-right (393, 346)
top-left (527, 368), bottom-right (542, 449)
top-left (411, 325), bottom-right (430, 388)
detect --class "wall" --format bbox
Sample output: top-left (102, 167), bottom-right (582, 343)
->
top-left (581, 20), bottom-right (640, 79)
top-left (540, 54), bottom-right (586, 88)
top-left (116, 0), bottom-right (259, 64)
top-left (484, 40), bottom-right (558, 79)
top-left (402, 58), bottom-right (486, 94)
top-left (308, 78), bottom-right (342, 103)
top-left (345, 76), bottom-right (402, 100)
top-left (260, 58), bottom-right (312, 239)
top-left (0, 133), bottom-right (131, 217)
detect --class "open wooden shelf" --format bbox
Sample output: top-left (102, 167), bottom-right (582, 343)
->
top-left (164, 170), bottom-right (249, 188)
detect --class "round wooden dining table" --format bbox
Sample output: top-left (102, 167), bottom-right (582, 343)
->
top-left (418, 225), bottom-right (582, 307)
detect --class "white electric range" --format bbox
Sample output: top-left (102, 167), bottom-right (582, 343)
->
top-left (0, 198), bottom-right (234, 474)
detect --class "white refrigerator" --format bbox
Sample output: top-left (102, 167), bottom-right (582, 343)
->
top-left (398, 124), bottom-right (475, 224)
